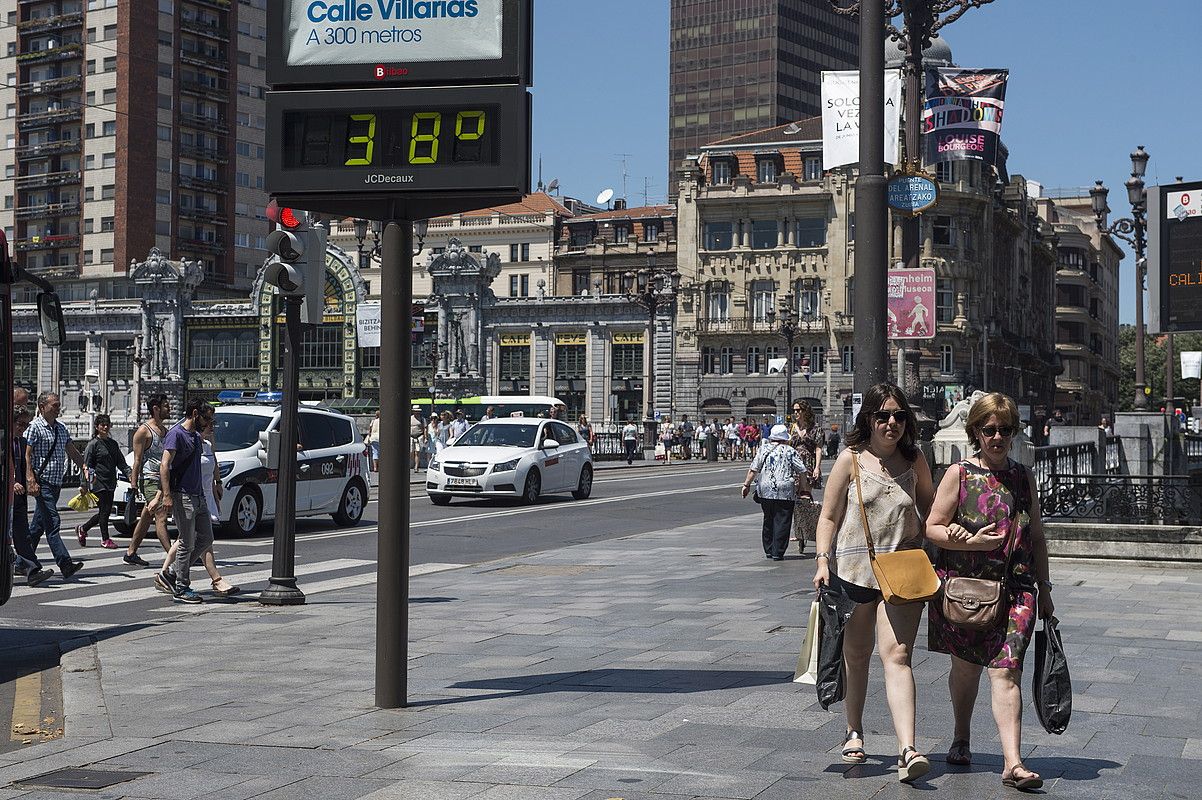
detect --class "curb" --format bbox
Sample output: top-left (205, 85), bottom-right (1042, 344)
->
top-left (58, 636), bottom-right (112, 742)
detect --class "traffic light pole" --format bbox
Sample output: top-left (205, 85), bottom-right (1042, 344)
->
top-left (376, 220), bottom-right (412, 708)
top-left (260, 294), bottom-right (306, 606)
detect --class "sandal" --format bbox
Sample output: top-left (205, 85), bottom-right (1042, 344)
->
top-left (898, 746), bottom-right (930, 783)
top-left (1001, 765), bottom-right (1043, 791)
top-left (841, 729), bottom-right (866, 764)
top-left (211, 580), bottom-right (240, 597)
top-left (947, 738), bottom-right (972, 766)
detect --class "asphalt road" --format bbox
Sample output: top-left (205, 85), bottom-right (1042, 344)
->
top-left (1, 462), bottom-right (761, 630)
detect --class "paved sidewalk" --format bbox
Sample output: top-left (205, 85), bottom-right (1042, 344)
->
top-left (2, 512), bottom-right (1201, 799)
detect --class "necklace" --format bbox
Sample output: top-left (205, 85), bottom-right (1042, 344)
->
top-left (976, 454), bottom-right (1008, 471)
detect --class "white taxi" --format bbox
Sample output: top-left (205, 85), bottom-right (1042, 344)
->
top-left (425, 417), bottom-right (593, 505)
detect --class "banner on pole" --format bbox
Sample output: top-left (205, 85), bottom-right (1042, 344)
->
top-left (821, 70), bottom-right (901, 171)
top-left (1182, 351), bottom-right (1202, 380)
top-left (887, 267), bottom-right (936, 340)
top-left (356, 303), bottom-right (381, 347)
top-left (923, 68), bottom-right (1008, 166)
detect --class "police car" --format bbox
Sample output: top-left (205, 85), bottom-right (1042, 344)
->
top-left (114, 397), bottom-right (370, 536)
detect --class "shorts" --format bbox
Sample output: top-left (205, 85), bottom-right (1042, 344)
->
top-left (141, 477), bottom-right (163, 506)
top-left (832, 573), bottom-right (883, 605)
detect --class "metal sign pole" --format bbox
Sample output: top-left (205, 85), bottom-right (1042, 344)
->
top-left (260, 295), bottom-right (305, 605)
top-left (376, 220), bottom-right (413, 708)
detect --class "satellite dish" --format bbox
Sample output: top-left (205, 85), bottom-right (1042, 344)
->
top-left (596, 188), bottom-right (615, 206)
top-left (547, 178), bottom-right (560, 193)
top-left (784, 122), bottom-right (802, 135)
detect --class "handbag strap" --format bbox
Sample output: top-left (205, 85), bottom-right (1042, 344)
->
top-left (850, 451), bottom-right (877, 560)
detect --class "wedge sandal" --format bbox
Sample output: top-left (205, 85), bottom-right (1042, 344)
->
top-left (840, 729), bottom-right (866, 764)
top-left (898, 746), bottom-right (930, 783)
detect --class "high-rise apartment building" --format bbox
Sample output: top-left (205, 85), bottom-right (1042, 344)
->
top-left (668, 0), bottom-right (858, 190)
top-left (2, 0), bottom-right (269, 302)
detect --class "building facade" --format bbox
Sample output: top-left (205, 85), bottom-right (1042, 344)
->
top-left (668, 0), bottom-right (858, 191)
top-left (3, 0), bottom-right (269, 302)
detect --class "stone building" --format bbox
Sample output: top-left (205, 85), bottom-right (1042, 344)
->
top-left (673, 117), bottom-right (1060, 425)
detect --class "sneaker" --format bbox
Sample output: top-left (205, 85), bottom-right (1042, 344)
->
top-left (153, 571), bottom-right (176, 594)
top-left (75, 524), bottom-right (87, 547)
top-left (173, 586), bottom-right (203, 604)
top-left (61, 560), bottom-right (84, 580)
top-left (100, 538), bottom-right (119, 550)
top-left (26, 568), bottom-right (53, 587)
top-left (123, 553), bottom-right (150, 567)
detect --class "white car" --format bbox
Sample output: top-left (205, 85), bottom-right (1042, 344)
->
top-left (426, 418), bottom-right (593, 505)
top-left (114, 404), bottom-right (370, 536)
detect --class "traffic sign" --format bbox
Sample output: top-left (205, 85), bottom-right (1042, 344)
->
top-left (887, 173), bottom-right (938, 216)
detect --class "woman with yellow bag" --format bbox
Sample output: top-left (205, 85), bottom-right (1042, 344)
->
top-left (75, 415), bottom-right (131, 549)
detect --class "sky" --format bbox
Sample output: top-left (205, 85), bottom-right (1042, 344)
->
top-left (528, 0), bottom-right (1202, 324)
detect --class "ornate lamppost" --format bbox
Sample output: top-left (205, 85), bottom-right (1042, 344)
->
top-left (352, 219), bottom-right (382, 269)
top-left (624, 253), bottom-right (680, 422)
top-left (1090, 145), bottom-right (1150, 410)
top-left (766, 294), bottom-right (800, 412)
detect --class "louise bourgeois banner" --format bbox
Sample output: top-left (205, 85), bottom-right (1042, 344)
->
top-left (923, 68), bottom-right (1008, 166)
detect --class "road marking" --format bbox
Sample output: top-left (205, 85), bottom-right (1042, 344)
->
top-left (409, 562), bottom-right (466, 577)
top-left (10, 673), bottom-right (41, 742)
top-left (594, 467), bottom-right (734, 483)
top-left (33, 554), bottom-right (274, 595)
top-left (41, 558), bottom-right (375, 608)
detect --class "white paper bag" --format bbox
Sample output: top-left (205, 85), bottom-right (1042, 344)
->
top-left (793, 600), bottom-right (821, 684)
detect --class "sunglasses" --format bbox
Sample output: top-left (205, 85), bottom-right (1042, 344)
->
top-left (872, 410), bottom-right (910, 424)
top-left (980, 425), bottom-right (1015, 438)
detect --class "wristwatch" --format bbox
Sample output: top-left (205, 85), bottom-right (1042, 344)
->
top-left (815, 552), bottom-right (831, 562)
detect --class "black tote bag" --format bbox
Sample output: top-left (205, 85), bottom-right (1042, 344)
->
top-left (815, 582), bottom-right (858, 710)
top-left (1032, 615), bottom-right (1072, 734)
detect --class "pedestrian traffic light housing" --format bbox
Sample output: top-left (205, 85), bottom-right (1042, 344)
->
top-left (264, 201), bottom-right (328, 324)
top-left (258, 429), bottom-right (280, 470)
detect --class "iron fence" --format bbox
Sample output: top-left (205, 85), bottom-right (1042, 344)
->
top-left (1040, 473), bottom-right (1202, 525)
top-left (1032, 443), bottom-right (1097, 490)
top-left (591, 423), bottom-right (645, 462)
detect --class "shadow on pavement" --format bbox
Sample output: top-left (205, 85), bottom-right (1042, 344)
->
top-left (409, 668), bottom-right (792, 707)
top-left (0, 624), bottom-right (154, 683)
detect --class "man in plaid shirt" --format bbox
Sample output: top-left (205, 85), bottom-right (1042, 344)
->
top-left (25, 392), bottom-right (87, 580)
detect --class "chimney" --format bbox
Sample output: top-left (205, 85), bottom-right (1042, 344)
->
top-left (613, 198), bottom-right (627, 210)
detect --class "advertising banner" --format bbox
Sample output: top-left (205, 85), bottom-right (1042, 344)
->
top-left (1182, 352), bottom-right (1202, 380)
top-left (923, 68), bottom-right (1008, 165)
top-left (821, 70), bottom-right (901, 171)
top-left (285, 0), bottom-right (504, 67)
top-left (356, 303), bottom-right (381, 347)
top-left (1149, 180), bottom-right (1202, 333)
top-left (887, 267), bottom-right (936, 340)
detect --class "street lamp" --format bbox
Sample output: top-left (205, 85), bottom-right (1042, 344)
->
top-left (355, 219), bottom-right (427, 262)
top-left (765, 293), bottom-right (800, 412)
top-left (1091, 145), bottom-right (1150, 410)
top-left (624, 254), bottom-right (680, 422)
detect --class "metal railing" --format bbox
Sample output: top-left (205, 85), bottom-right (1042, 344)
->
top-left (1186, 434), bottom-right (1202, 470)
top-left (1040, 474), bottom-right (1202, 525)
top-left (590, 422), bottom-right (645, 462)
top-left (1104, 435), bottom-right (1124, 475)
top-left (1032, 442), bottom-right (1097, 489)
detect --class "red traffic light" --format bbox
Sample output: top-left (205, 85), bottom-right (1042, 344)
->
top-left (266, 200), bottom-right (304, 230)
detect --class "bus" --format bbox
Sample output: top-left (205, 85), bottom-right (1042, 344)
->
top-left (1, 232), bottom-right (66, 605)
top-left (413, 395), bottom-right (568, 422)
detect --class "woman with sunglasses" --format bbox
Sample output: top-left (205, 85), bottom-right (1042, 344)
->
top-left (924, 392), bottom-right (1053, 791)
top-left (788, 400), bottom-right (822, 555)
top-left (812, 383), bottom-right (934, 783)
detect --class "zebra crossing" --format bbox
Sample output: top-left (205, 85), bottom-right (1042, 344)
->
top-left (23, 546), bottom-right (465, 610)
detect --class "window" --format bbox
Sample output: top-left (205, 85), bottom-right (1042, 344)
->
top-left (610, 343), bottom-right (643, 379)
top-left (940, 344), bottom-right (954, 374)
top-left (794, 217), bottom-right (826, 248)
top-left (704, 221), bottom-right (733, 250)
top-left (500, 343), bottom-right (531, 381)
top-left (751, 280), bottom-right (775, 322)
top-left (936, 278), bottom-right (955, 323)
top-left (521, 243), bottom-right (530, 260)
top-left (797, 279), bottom-right (822, 320)
top-left (102, 120), bottom-right (117, 136)
top-left (848, 212), bottom-right (855, 242)
top-left (14, 342), bottom-right (38, 392)
top-left (59, 341), bottom-right (87, 382)
top-left (468, 245), bottom-right (482, 253)
top-left (275, 326), bottom-right (341, 370)
top-left (793, 345), bottom-right (806, 374)
top-left (299, 413), bottom-right (338, 450)
top-left (107, 339), bottom-right (134, 380)
top-left (712, 160), bottom-right (731, 185)
top-left (509, 274), bottom-right (529, 297)
top-left (751, 219), bottom-right (777, 249)
top-left (804, 157), bottom-right (822, 181)
top-left (361, 347), bottom-right (381, 369)
top-left (810, 345), bottom-right (826, 374)
top-left (935, 161), bottom-right (953, 183)
top-left (555, 344), bottom-right (586, 380)
top-left (643, 222), bottom-right (659, 242)
top-left (756, 158), bottom-right (777, 183)
top-left (614, 225), bottom-right (628, 244)
top-left (189, 330), bottom-right (258, 370)
top-left (719, 347), bottom-right (734, 374)
top-left (706, 282), bottom-right (730, 322)
top-left (933, 216), bottom-right (954, 246)
top-left (572, 271), bottom-right (591, 296)
top-left (841, 345), bottom-right (854, 374)
top-left (746, 346), bottom-right (762, 374)
top-left (509, 243), bottom-right (519, 262)
top-left (702, 346), bottom-right (717, 374)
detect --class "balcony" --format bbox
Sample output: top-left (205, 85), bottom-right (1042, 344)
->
top-left (16, 43), bottom-right (84, 65)
top-left (18, 108), bottom-right (83, 130)
top-left (179, 143), bottom-right (228, 164)
top-left (16, 74), bottom-right (83, 96)
top-left (178, 207), bottom-right (228, 226)
top-left (190, 0), bottom-right (232, 9)
top-left (15, 201), bottom-right (80, 220)
top-left (695, 316), bottom-right (782, 334)
top-left (179, 113), bottom-right (229, 135)
top-left (179, 79), bottom-right (229, 102)
top-left (179, 174), bottom-right (229, 194)
top-left (179, 18), bottom-right (229, 41)
top-left (17, 12), bottom-right (85, 35)
top-left (16, 139), bottom-right (81, 159)
top-left (14, 234), bottom-right (81, 252)
top-left (179, 48), bottom-right (228, 72)
top-left (15, 170), bottom-right (81, 190)
top-left (179, 236), bottom-right (225, 255)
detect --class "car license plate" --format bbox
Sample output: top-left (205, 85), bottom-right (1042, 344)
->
top-left (447, 477), bottom-right (478, 487)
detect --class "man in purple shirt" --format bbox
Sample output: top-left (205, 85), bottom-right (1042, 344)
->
top-left (158, 399), bottom-right (214, 604)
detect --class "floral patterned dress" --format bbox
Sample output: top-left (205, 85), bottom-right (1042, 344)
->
top-left (928, 460), bottom-right (1038, 670)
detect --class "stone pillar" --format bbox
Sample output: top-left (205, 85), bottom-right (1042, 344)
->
top-left (1114, 411), bottom-right (1167, 476)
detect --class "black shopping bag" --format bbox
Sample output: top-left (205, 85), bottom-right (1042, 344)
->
top-left (1032, 615), bottom-right (1072, 734)
top-left (123, 488), bottom-right (140, 531)
top-left (816, 582), bottom-right (858, 710)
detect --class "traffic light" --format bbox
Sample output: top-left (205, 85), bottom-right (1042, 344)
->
top-left (257, 428), bottom-right (280, 470)
top-left (264, 201), bottom-right (328, 324)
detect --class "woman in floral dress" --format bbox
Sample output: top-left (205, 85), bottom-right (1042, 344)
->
top-left (926, 392), bottom-right (1055, 791)
top-left (788, 400), bottom-right (822, 554)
